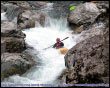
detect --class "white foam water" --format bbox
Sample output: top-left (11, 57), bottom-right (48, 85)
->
top-left (1, 8), bottom-right (78, 87)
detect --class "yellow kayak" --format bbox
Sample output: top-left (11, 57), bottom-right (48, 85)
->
top-left (59, 48), bottom-right (68, 54)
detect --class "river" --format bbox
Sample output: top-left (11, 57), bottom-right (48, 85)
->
top-left (1, 2), bottom-right (79, 87)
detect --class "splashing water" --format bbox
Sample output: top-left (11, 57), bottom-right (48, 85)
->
top-left (1, 12), bottom-right (17, 23)
top-left (1, 16), bottom-right (77, 86)
top-left (1, 2), bottom-right (107, 86)
top-left (1, 3), bottom-right (79, 87)
top-left (1, 12), bottom-right (8, 20)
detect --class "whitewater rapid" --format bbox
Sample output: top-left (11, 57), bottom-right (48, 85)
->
top-left (1, 6), bottom-right (79, 87)
top-left (21, 17), bottom-right (77, 84)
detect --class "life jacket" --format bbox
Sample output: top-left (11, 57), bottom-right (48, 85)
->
top-left (56, 42), bottom-right (63, 49)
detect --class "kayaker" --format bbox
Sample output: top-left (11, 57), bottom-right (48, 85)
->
top-left (53, 38), bottom-right (64, 49)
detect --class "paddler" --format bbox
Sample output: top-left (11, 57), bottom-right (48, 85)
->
top-left (53, 38), bottom-right (64, 49)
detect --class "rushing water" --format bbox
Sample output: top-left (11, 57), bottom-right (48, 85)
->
top-left (1, 3), bottom-right (79, 87)
top-left (1, 16), bottom-right (77, 87)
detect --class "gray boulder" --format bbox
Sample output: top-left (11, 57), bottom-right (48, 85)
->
top-left (68, 2), bottom-right (100, 25)
top-left (1, 21), bottom-right (17, 33)
top-left (60, 28), bottom-right (109, 84)
top-left (17, 10), bottom-right (46, 29)
top-left (17, 10), bottom-right (35, 29)
top-left (1, 52), bottom-right (35, 81)
top-left (1, 21), bottom-right (25, 38)
top-left (1, 37), bottom-right (26, 53)
top-left (1, 39), bottom-right (6, 55)
top-left (1, 3), bottom-right (7, 12)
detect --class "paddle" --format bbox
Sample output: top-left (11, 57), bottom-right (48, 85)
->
top-left (43, 37), bottom-right (69, 50)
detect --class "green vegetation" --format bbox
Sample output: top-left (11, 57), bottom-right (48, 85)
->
top-left (70, 6), bottom-right (76, 11)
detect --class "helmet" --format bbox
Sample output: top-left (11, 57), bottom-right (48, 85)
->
top-left (56, 38), bottom-right (60, 41)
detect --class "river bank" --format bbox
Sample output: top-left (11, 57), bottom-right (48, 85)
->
top-left (1, 1), bottom-right (109, 87)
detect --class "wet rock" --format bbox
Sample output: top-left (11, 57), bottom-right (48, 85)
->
top-left (50, 1), bottom-right (84, 18)
top-left (17, 10), bottom-right (47, 29)
top-left (17, 10), bottom-right (35, 29)
top-left (1, 3), bottom-right (7, 12)
top-left (3, 3), bottom-right (23, 21)
top-left (61, 28), bottom-right (109, 84)
top-left (1, 21), bottom-right (25, 38)
top-left (27, 1), bottom-right (50, 11)
top-left (34, 12), bottom-right (47, 26)
top-left (27, 1), bottom-right (48, 7)
top-left (1, 1), bottom-right (37, 82)
top-left (32, 11), bottom-right (46, 27)
top-left (1, 52), bottom-right (35, 81)
top-left (1, 37), bottom-right (26, 53)
top-left (1, 21), bottom-right (17, 37)
top-left (75, 24), bottom-right (106, 43)
top-left (3, 1), bottom-right (50, 21)
top-left (38, 13), bottom-right (46, 27)
top-left (34, 1), bottom-right (48, 6)
top-left (1, 39), bottom-right (6, 55)
top-left (8, 1), bottom-right (31, 9)
top-left (1, 21), bottom-right (17, 33)
top-left (96, 1), bottom-right (109, 11)
top-left (72, 25), bottom-right (84, 34)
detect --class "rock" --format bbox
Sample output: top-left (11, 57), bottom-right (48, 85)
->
top-left (31, 11), bottom-right (46, 27)
top-left (1, 21), bottom-right (25, 38)
top-left (1, 37), bottom-right (26, 53)
top-left (35, 1), bottom-right (48, 6)
top-left (68, 1), bottom-right (109, 31)
top-left (68, 2), bottom-right (100, 25)
top-left (21, 50), bottom-right (33, 62)
top-left (74, 21), bottom-right (108, 44)
top-left (1, 39), bottom-right (6, 55)
top-left (39, 13), bottom-right (46, 26)
top-left (17, 10), bottom-right (47, 29)
top-left (61, 28), bottom-right (109, 84)
top-left (1, 1), bottom-right (37, 82)
top-left (1, 21), bottom-right (17, 37)
top-left (50, 1), bottom-right (84, 18)
top-left (1, 3), bottom-right (7, 12)
top-left (33, 12), bottom-right (47, 26)
top-left (1, 52), bottom-right (35, 81)
top-left (72, 25), bottom-right (84, 34)
top-left (22, 10), bottom-right (33, 18)
top-left (1, 21), bottom-right (17, 33)
top-left (96, 1), bottom-right (109, 10)
top-left (8, 1), bottom-right (31, 9)
top-left (74, 24), bottom-right (105, 43)
top-left (27, 1), bottom-right (48, 9)
top-left (17, 10), bottom-right (35, 29)
top-left (2, 1), bottom-right (32, 21)
top-left (4, 3), bottom-right (23, 21)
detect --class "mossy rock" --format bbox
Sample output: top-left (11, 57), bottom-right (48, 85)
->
top-left (1, 63), bottom-right (31, 81)
top-left (6, 40), bottom-right (26, 53)
top-left (84, 73), bottom-right (103, 83)
top-left (1, 66), bottom-right (25, 80)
